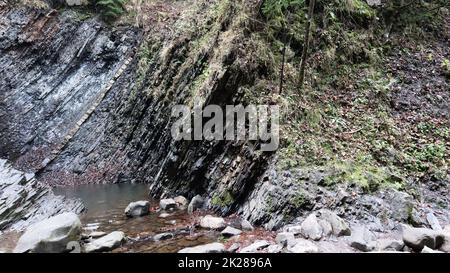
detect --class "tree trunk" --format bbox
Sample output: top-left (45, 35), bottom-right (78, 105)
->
top-left (298, 0), bottom-right (316, 91)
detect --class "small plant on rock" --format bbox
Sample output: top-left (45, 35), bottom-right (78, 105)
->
top-left (93, 0), bottom-right (126, 21)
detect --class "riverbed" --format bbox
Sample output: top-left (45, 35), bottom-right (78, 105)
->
top-left (1, 184), bottom-right (219, 253)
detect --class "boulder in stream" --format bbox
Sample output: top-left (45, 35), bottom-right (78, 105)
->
top-left (221, 226), bottom-right (242, 237)
top-left (84, 231), bottom-right (126, 253)
top-left (14, 212), bottom-right (82, 253)
top-left (240, 219), bottom-right (254, 231)
top-left (187, 195), bottom-right (205, 214)
top-left (153, 232), bottom-right (174, 241)
top-left (174, 196), bottom-right (188, 209)
top-left (124, 201), bottom-right (150, 217)
top-left (178, 243), bottom-right (225, 253)
top-left (160, 199), bottom-right (177, 210)
top-left (200, 215), bottom-right (226, 230)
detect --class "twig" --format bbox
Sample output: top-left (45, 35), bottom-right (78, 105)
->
top-left (298, 0), bottom-right (316, 91)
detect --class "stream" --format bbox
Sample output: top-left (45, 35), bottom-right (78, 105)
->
top-left (55, 183), bottom-right (219, 253)
top-left (1, 184), bottom-right (219, 253)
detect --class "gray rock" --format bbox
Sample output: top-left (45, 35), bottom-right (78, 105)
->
top-left (348, 226), bottom-right (376, 252)
top-left (276, 232), bottom-right (295, 247)
top-left (300, 213), bottom-right (323, 241)
top-left (84, 231), bottom-right (125, 253)
top-left (227, 243), bottom-right (240, 253)
top-left (221, 226), bottom-right (242, 237)
top-left (402, 245), bottom-right (413, 253)
top-left (316, 240), bottom-right (354, 253)
top-left (383, 190), bottom-right (416, 224)
top-left (426, 212), bottom-right (442, 231)
top-left (409, 208), bottom-right (425, 227)
top-left (159, 213), bottom-right (171, 218)
top-left (438, 226), bottom-right (450, 252)
top-left (287, 239), bottom-right (319, 253)
top-left (159, 199), bottom-right (177, 210)
top-left (65, 0), bottom-right (88, 6)
top-left (153, 232), bottom-right (174, 241)
top-left (370, 250), bottom-right (404, 253)
top-left (178, 243), bottom-right (225, 253)
top-left (285, 225), bottom-right (302, 235)
top-left (83, 222), bottom-right (100, 232)
top-left (174, 196), bottom-right (188, 209)
top-left (124, 201), bottom-right (150, 217)
top-left (318, 219), bottom-right (333, 237)
top-left (366, 0), bottom-right (381, 6)
top-left (14, 212), bottom-right (81, 253)
top-left (439, 241), bottom-right (450, 253)
top-left (267, 244), bottom-right (283, 253)
top-left (402, 225), bottom-right (445, 251)
top-left (422, 246), bottom-right (444, 253)
top-left (240, 240), bottom-right (271, 253)
top-left (187, 195), bottom-right (205, 214)
top-left (200, 215), bottom-right (226, 230)
top-left (319, 210), bottom-right (351, 237)
top-left (376, 238), bottom-right (404, 251)
top-left (240, 219), bottom-right (254, 231)
top-left (0, 160), bottom-right (84, 231)
top-left (89, 231), bottom-right (107, 239)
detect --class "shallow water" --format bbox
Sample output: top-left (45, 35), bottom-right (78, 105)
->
top-left (0, 184), bottom-right (218, 253)
top-left (54, 183), bottom-right (151, 233)
top-left (54, 183), bottom-right (217, 253)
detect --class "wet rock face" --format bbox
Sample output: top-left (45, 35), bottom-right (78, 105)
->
top-left (0, 7), bottom-right (140, 167)
top-left (0, 159), bottom-right (84, 231)
top-left (0, 3), bottom-right (271, 220)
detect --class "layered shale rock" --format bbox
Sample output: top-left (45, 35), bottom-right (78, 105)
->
top-left (0, 6), bottom-right (140, 171)
top-left (1, 1), bottom-right (447, 233)
top-left (0, 159), bottom-right (84, 231)
top-left (0, 1), bottom-right (270, 221)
